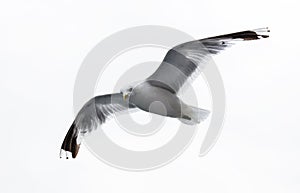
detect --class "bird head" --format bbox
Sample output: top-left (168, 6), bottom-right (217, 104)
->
top-left (120, 86), bottom-right (133, 101)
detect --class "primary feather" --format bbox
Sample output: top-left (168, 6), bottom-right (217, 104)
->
top-left (147, 28), bottom-right (270, 93)
top-left (60, 93), bottom-right (134, 158)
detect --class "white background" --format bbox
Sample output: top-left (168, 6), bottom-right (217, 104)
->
top-left (1, 0), bottom-right (299, 192)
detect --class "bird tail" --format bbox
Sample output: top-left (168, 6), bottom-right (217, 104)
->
top-left (179, 106), bottom-right (210, 125)
top-left (60, 122), bottom-right (81, 159)
top-left (204, 27), bottom-right (270, 41)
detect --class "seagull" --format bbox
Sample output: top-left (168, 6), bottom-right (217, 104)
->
top-left (60, 28), bottom-right (270, 159)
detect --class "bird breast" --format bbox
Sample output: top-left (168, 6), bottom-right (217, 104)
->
top-left (129, 83), bottom-right (182, 118)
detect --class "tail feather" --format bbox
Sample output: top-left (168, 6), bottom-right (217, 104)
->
top-left (60, 122), bottom-right (81, 159)
top-left (179, 106), bottom-right (210, 125)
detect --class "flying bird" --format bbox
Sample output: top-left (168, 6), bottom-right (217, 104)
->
top-left (60, 28), bottom-right (270, 159)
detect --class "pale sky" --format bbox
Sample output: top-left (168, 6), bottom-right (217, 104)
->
top-left (0, 0), bottom-right (299, 193)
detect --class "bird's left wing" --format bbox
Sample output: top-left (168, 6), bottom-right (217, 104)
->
top-left (60, 93), bottom-right (135, 159)
top-left (147, 28), bottom-right (270, 93)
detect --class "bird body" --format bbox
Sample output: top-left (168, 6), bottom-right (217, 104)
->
top-left (129, 81), bottom-right (182, 118)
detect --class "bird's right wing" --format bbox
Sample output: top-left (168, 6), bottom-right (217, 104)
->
top-left (60, 93), bottom-right (135, 159)
top-left (147, 28), bottom-right (270, 93)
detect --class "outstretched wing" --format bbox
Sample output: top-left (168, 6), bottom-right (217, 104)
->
top-left (147, 28), bottom-right (270, 93)
top-left (60, 93), bottom-right (135, 159)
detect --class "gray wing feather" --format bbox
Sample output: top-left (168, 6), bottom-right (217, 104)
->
top-left (60, 93), bottom-right (135, 158)
top-left (147, 28), bottom-right (269, 93)
top-left (75, 93), bottom-right (133, 136)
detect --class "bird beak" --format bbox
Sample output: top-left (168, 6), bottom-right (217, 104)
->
top-left (123, 93), bottom-right (128, 100)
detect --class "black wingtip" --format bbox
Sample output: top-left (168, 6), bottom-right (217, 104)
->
top-left (205, 27), bottom-right (270, 41)
top-left (60, 122), bottom-right (81, 159)
top-left (71, 143), bottom-right (81, 158)
top-left (250, 27), bottom-right (270, 40)
top-left (261, 35), bottom-right (269, 38)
